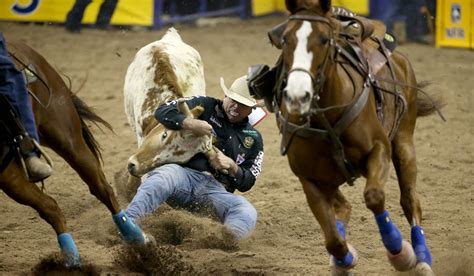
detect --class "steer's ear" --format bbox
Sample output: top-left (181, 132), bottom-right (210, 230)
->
top-left (190, 106), bottom-right (204, 119)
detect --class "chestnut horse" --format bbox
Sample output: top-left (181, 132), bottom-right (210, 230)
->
top-left (0, 40), bottom-right (147, 268)
top-left (266, 0), bottom-right (444, 275)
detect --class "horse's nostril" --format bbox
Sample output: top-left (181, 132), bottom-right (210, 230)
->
top-left (127, 162), bottom-right (136, 174)
top-left (303, 91), bottom-right (311, 103)
top-left (283, 89), bottom-right (291, 102)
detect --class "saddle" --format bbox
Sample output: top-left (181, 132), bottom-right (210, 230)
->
top-left (0, 94), bottom-right (36, 173)
top-left (0, 121), bottom-right (16, 173)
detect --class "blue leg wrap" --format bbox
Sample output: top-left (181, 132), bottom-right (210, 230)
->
top-left (57, 233), bottom-right (81, 268)
top-left (411, 225), bottom-right (432, 266)
top-left (113, 210), bottom-right (145, 244)
top-left (333, 251), bottom-right (354, 268)
top-left (375, 210), bottom-right (402, 254)
top-left (336, 220), bottom-right (346, 239)
top-left (332, 220), bottom-right (353, 267)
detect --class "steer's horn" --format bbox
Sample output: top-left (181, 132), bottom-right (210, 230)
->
top-left (177, 98), bottom-right (191, 116)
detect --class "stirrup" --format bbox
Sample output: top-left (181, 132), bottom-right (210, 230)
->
top-left (31, 139), bottom-right (54, 168)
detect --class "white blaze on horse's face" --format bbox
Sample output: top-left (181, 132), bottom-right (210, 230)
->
top-left (285, 21), bottom-right (314, 115)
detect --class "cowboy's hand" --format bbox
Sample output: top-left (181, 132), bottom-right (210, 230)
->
top-left (182, 118), bottom-right (212, 136)
top-left (209, 148), bottom-right (238, 176)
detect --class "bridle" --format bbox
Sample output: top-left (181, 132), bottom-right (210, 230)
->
top-left (275, 11), bottom-right (371, 185)
top-left (283, 13), bottom-right (336, 107)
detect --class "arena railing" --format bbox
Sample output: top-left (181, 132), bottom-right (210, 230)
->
top-left (153, 0), bottom-right (248, 29)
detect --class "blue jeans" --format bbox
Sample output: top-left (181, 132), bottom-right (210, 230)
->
top-left (400, 0), bottom-right (426, 41)
top-left (0, 33), bottom-right (39, 142)
top-left (369, 0), bottom-right (400, 33)
top-left (369, 0), bottom-right (427, 40)
top-left (126, 164), bottom-right (257, 240)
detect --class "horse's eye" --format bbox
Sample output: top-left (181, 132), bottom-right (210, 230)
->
top-left (161, 131), bottom-right (168, 140)
top-left (320, 36), bottom-right (329, 45)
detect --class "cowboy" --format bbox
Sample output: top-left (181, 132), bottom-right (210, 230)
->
top-left (0, 33), bottom-right (52, 182)
top-left (125, 75), bottom-right (264, 240)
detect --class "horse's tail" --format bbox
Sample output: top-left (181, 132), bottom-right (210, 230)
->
top-left (415, 81), bottom-right (446, 119)
top-left (71, 94), bottom-right (113, 163)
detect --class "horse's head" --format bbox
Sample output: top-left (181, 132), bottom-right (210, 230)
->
top-left (279, 0), bottom-right (337, 115)
top-left (127, 100), bottom-right (212, 177)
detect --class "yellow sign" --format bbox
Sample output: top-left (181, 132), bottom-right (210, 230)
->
top-left (436, 0), bottom-right (473, 48)
top-left (332, 0), bottom-right (369, 15)
top-left (0, 0), bottom-right (153, 26)
top-left (252, 0), bottom-right (280, 16)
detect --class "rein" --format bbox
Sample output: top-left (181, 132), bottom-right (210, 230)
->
top-left (275, 77), bottom-right (371, 185)
top-left (8, 51), bottom-right (52, 109)
top-left (274, 9), bottom-right (445, 186)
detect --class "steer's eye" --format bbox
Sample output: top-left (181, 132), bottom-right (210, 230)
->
top-left (161, 131), bottom-right (168, 140)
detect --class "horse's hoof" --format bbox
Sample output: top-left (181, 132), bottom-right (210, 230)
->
top-left (330, 265), bottom-right (355, 276)
top-left (330, 266), bottom-right (355, 276)
top-left (143, 232), bottom-right (156, 245)
top-left (63, 253), bottom-right (82, 268)
top-left (415, 262), bottom-right (435, 276)
top-left (387, 240), bottom-right (416, 271)
top-left (329, 243), bottom-right (358, 275)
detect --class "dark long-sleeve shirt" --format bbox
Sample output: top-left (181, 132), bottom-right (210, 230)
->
top-left (155, 96), bottom-right (264, 193)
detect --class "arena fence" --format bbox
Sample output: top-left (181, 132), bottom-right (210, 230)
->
top-left (0, 0), bottom-right (369, 28)
top-left (153, 0), bottom-right (248, 29)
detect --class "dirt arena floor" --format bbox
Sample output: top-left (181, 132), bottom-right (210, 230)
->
top-left (0, 15), bottom-right (473, 275)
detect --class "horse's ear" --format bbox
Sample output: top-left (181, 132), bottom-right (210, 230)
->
top-left (285, 0), bottom-right (298, 14)
top-left (177, 99), bottom-right (192, 116)
top-left (320, 0), bottom-right (331, 13)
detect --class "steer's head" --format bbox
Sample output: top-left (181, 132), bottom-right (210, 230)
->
top-left (127, 100), bottom-right (211, 177)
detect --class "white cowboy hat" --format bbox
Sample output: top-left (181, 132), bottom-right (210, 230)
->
top-left (220, 75), bottom-right (257, 107)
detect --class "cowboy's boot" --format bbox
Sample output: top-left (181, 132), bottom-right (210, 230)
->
top-left (15, 132), bottom-right (52, 183)
top-left (25, 154), bottom-right (52, 182)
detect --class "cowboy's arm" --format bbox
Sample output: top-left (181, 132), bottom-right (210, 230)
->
top-left (154, 96), bottom-right (211, 133)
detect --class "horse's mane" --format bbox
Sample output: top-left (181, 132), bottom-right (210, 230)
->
top-left (287, 0), bottom-right (331, 15)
